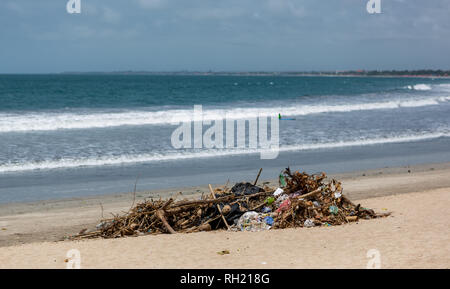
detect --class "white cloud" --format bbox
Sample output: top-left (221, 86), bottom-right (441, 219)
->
top-left (6, 2), bottom-right (26, 14)
top-left (70, 25), bottom-right (96, 39)
top-left (137, 0), bottom-right (166, 9)
top-left (102, 7), bottom-right (121, 23)
top-left (265, 0), bottom-right (305, 18)
top-left (179, 7), bottom-right (245, 20)
top-left (82, 2), bottom-right (99, 16)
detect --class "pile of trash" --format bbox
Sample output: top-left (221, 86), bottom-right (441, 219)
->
top-left (74, 168), bottom-right (390, 239)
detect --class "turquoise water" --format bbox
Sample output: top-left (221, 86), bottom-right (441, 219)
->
top-left (0, 75), bottom-right (449, 202)
top-left (0, 75), bottom-right (433, 111)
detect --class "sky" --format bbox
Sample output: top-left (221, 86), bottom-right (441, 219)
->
top-left (1, 0), bottom-right (449, 73)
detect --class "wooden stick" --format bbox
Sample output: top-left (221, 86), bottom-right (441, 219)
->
top-left (164, 191), bottom-right (270, 215)
top-left (161, 198), bottom-right (173, 210)
top-left (101, 192), bottom-right (271, 223)
top-left (154, 198), bottom-right (176, 234)
top-left (209, 184), bottom-right (231, 230)
top-left (253, 168), bottom-right (263, 185)
top-left (156, 209), bottom-right (176, 234)
top-left (292, 188), bottom-right (322, 199)
top-left (127, 174), bottom-right (140, 213)
top-left (223, 179), bottom-right (230, 192)
top-left (169, 191), bottom-right (270, 209)
top-left (250, 201), bottom-right (266, 211)
top-left (184, 215), bottom-right (221, 233)
top-left (346, 216), bottom-right (358, 222)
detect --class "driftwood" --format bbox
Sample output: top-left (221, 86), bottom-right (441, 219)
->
top-left (73, 168), bottom-right (389, 239)
top-left (209, 184), bottom-right (230, 230)
top-left (156, 209), bottom-right (176, 234)
top-left (253, 168), bottom-right (263, 185)
top-left (292, 188), bottom-right (322, 199)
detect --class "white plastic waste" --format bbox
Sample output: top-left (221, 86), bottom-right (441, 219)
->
top-left (236, 211), bottom-right (271, 232)
top-left (304, 219), bottom-right (315, 228)
top-left (275, 193), bottom-right (289, 205)
top-left (273, 188), bottom-right (284, 197)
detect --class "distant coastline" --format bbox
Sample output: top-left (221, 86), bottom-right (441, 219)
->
top-left (2, 70), bottom-right (450, 78)
top-left (56, 70), bottom-right (450, 78)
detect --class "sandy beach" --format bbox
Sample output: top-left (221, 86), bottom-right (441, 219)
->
top-left (0, 163), bottom-right (449, 268)
top-left (2, 0), bottom-right (450, 272)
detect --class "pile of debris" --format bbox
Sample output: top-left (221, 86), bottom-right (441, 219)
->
top-left (74, 168), bottom-right (390, 239)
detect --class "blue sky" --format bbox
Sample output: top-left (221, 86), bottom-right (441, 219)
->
top-left (1, 0), bottom-right (449, 73)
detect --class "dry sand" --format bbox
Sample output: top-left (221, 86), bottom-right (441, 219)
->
top-left (0, 163), bottom-right (449, 268)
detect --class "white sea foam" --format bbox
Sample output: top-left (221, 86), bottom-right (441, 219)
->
top-left (1, 130), bottom-right (448, 173)
top-left (398, 99), bottom-right (439, 107)
top-left (405, 84), bottom-right (432, 91)
top-left (0, 96), bottom-right (448, 133)
top-left (436, 84), bottom-right (450, 92)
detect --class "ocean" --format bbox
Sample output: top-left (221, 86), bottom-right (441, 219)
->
top-left (1, 74), bottom-right (450, 203)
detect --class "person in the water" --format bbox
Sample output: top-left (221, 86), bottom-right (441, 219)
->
top-left (278, 113), bottom-right (295, 120)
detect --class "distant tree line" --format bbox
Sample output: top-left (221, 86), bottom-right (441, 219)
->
top-left (334, 70), bottom-right (450, 76)
top-left (61, 70), bottom-right (450, 76)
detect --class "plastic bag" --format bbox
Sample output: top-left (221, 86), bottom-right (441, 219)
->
top-left (236, 211), bottom-right (271, 232)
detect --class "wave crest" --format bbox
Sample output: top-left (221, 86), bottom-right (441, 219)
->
top-left (0, 97), bottom-right (448, 133)
top-left (405, 84), bottom-right (432, 91)
top-left (1, 130), bottom-right (448, 173)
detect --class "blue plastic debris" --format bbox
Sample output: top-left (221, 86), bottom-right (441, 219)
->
top-left (264, 216), bottom-right (274, 226)
top-left (262, 206), bottom-right (271, 213)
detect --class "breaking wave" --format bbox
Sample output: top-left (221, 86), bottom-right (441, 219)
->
top-left (1, 130), bottom-right (448, 173)
top-left (405, 84), bottom-right (432, 91)
top-left (0, 96), bottom-right (448, 133)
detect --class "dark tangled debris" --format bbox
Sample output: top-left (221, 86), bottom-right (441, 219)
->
top-left (73, 168), bottom-right (390, 239)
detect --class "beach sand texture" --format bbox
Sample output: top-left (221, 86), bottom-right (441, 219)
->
top-left (0, 164), bottom-right (449, 268)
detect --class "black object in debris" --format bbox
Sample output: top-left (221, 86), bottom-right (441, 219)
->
top-left (223, 202), bottom-right (249, 224)
top-left (231, 182), bottom-right (264, 196)
top-left (206, 201), bottom-right (248, 228)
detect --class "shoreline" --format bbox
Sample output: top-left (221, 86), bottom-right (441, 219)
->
top-left (1, 162), bottom-right (450, 248)
top-left (2, 161), bottom-right (449, 214)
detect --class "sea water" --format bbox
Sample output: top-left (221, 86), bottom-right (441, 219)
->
top-left (0, 75), bottom-right (449, 202)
